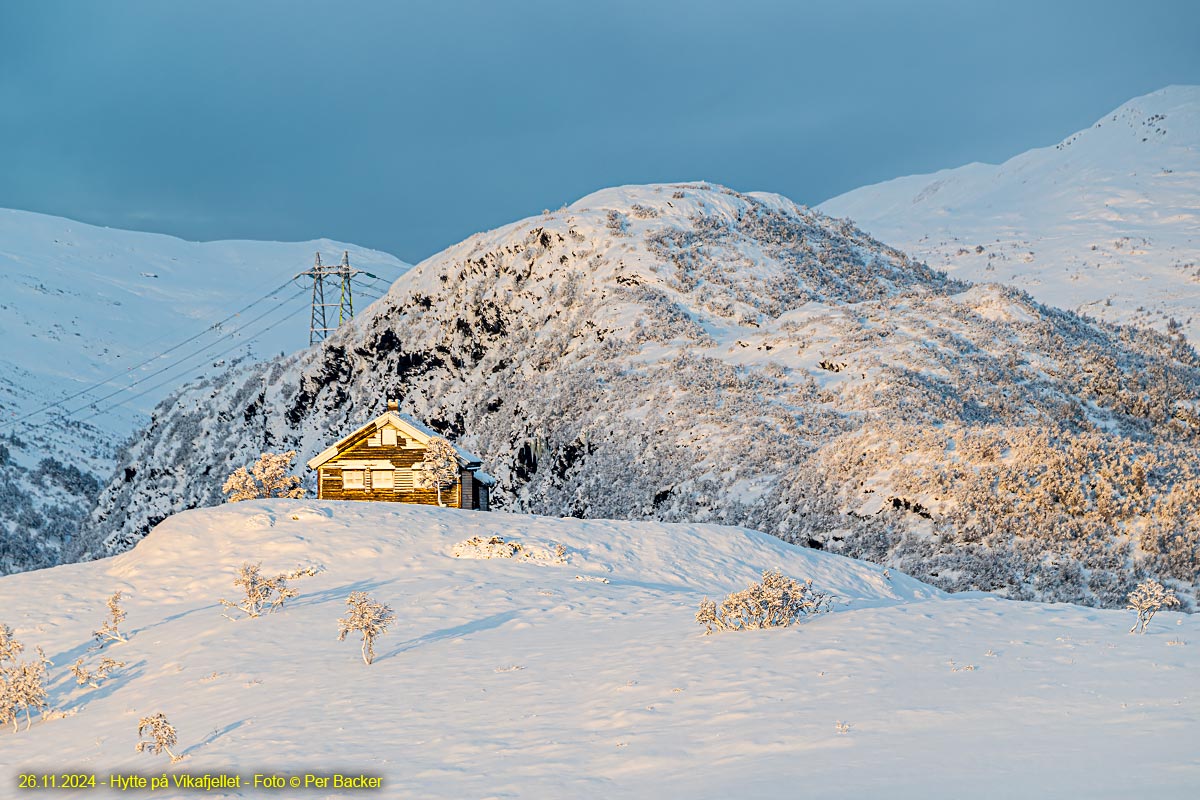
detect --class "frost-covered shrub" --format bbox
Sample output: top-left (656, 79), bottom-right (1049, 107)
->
top-left (338, 592), bottom-right (395, 665)
top-left (219, 562), bottom-right (318, 619)
top-left (0, 624), bottom-right (21, 663)
top-left (222, 451), bottom-right (306, 502)
top-left (416, 437), bottom-right (459, 507)
top-left (451, 535), bottom-right (566, 562)
top-left (70, 656), bottom-right (125, 688)
top-left (136, 713), bottom-right (182, 762)
top-left (93, 590), bottom-right (128, 644)
top-left (0, 629), bottom-right (51, 733)
top-left (1127, 580), bottom-right (1179, 633)
top-left (605, 210), bottom-right (629, 236)
top-left (696, 569), bottom-right (832, 634)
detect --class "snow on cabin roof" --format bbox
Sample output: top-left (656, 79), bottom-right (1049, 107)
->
top-left (306, 411), bottom-right (484, 471)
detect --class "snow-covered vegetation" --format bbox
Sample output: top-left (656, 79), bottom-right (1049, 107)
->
top-left (0, 448), bottom-right (99, 574)
top-left (417, 436), bottom-right (461, 507)
top-left (218, 562), bottom-right (319, 620)
top-left (80, 180), bottom-right (1200, 609)
top-left (451, 534), bottom-right (567, 563)
top-left (695, 569), bottom-right (832, 634)
top-left (1, 501), bottom-right (1196, 797)
top-left (337, 591), bottom-right (395, 665)
top-left (1126, 579), bottom-right (1180, 634)
top-left (221, 451), bottom-right (306, 502)
top-left (0, 624), bottom-right (51, 733)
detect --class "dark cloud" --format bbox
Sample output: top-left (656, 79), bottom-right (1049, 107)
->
top-left (0, 0), bottom-right (1196, 261)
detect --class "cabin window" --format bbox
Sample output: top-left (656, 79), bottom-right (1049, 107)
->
top-left (381, 427), bottom-right (398, 447)
top-left (342, 469), bottom-right (365, 489)
top-left (367, 434), bottom-right (382, 447)
top-left (372, 469), bottom-right (395, 489)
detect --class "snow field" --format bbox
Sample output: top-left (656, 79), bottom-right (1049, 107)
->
top-left (1, 501), bottom-right (1196, 798)
top-left (821, 85), bottom-right (1200, 340)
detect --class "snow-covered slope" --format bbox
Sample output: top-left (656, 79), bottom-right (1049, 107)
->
top-left (2, 501), bottom-right (1196, 799)
top-left (82, 183), bottom-right (1200, 609)
top-left (0, 208), bottom-right (408, 573)
top-left (820, 86), bottom-right (1200, 339)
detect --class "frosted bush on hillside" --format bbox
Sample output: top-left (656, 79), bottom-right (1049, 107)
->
top-left (136, 712), bottom-right (183, 762)
top-left (219, 562), bottom-right (318, 619)
top-left (70, 656), bottom-right (125, 688)
top-left (1127, 579), bottom-right (1180, 633)
top-left (416, 437), bottom-right (459, 507)
top-left (222, 451), bottom-right (306, 502)
top-left (696, 570), bottom-right (833, 634)
top-left (606, 210), bottom-right (629, 236)
top-left (0, 624), bottom-right (21, 663)
top-left (93, 590), bottom-right (128, 644)
top-left (338, 592), bottom-right (395, 665)
top-left (451, 535), bottom-right (567, 562)
top-left (0, 630), bottom-right (51, 733)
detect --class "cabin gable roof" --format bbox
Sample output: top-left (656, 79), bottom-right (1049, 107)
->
top-left (306, 411), bottom-right (483, 471)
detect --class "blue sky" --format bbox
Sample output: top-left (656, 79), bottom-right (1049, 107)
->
top-left (1, 0), bottom-right (1197, 261)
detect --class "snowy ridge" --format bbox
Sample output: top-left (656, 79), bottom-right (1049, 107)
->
top-left (820, 85), bottom-right (1200, 339)
top-left (0, 208), bottom-right (408, 574)
top-left (2, 501), bottom-right (1196, 798)
top-left (79, 181), bottom-right (1200, 609)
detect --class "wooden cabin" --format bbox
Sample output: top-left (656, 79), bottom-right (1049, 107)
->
top-left (306, 401), bottom-right (494, 509)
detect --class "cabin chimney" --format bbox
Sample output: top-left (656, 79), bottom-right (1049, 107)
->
top-left (387, 398), bottom-right (398, 412)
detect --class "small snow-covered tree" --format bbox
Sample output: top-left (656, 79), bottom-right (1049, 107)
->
top-left (70, 656), bottom-right (125, 688)
top-left (1127, 579), bottom-right (1180, 634)
top-left (697, 569), bottom-right (833, 634)
top-left (136, 712), bottom-right (183, 762)
top-left (220, 562), bottom-right (318, 619)
top-left (0, 624), bottom-right (23, 664)
top-left (93, 591), bottom-right (128, 644)
top-left (416, 437), bottom-right (459, 507)
top-left (1, 642), bottom-right (51, 732)
top-left (222, 451), bottom-right (307, 502)
top-left (338, 592), bottom-right (395, 665)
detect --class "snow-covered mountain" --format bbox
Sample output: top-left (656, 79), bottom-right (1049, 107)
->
top-left (79, 183), bottom-right (1200, 609)
top-left (4, 500), bottom-right (1197, 799)
top-left (820, 85), bottom-right (1200, 339)
top-left (0, 208), bottom-right (409, 573)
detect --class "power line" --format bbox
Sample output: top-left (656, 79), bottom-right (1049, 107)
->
top-left (355, 274), bottom-right (393, 289)
top-left (7, 254), bottom-right (406, 434)
top-left (21, 286), bottom-right (308, 435)
top-left (58, 286), bottom-right (308, 420)
top-left (71, 303), bottom-right (307, 426)
top-left (1, 277), bottom-right (300, 431)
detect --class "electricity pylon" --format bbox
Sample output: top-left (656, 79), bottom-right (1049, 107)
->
top-left (298, 251), bottom-right (358, 345)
